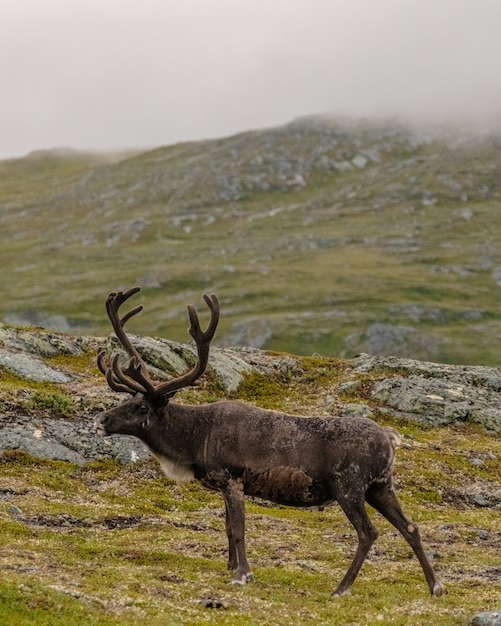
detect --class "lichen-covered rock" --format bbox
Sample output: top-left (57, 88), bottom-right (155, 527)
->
top-left (105, 334), bottom-right (194, 377)
top-left (0, 415), bottom-right (149, 465)
top-left (352, 353), bottom-right (501, 432)
top-left (471, 612), bottom-right (501, 626)
top-left (103, 334), bottom-right (254, 391)
top-left (0, 349), bottom-right (71, 383)
top-left (2, 326), bottom-right (501, 465)
top-left (0, 325), bottom-right (82, 357)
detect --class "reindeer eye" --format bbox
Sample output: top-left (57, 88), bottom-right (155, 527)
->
top-left (138, 403), bottom-right (149, 414)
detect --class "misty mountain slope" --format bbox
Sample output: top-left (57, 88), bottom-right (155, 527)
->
top-left (1, 116), bottom-right (501, 364)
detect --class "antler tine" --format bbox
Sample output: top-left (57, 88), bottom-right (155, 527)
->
top-left (121, 305), bottom-right (143, 326)
top-left (97, 350), bottom-right (142, 394)
top-left (105, 287), bottom-right (144, 361)
top-left (155, 293), bottom-right (220, 397)
top-left (97, 349), bottom-right (109, 376)
top-left (99, 286), bottom-right (159, 396)
top-left (98, 346), bottom-right (157, 396)
top-left (99, 288), bottom-right (220, 399)
top-left (188, 293), bottom-right (220, 341)
top-left (106, 287), bottom-right (155, 376)
top-left (98, 348), bottom-right (124, 392)
top-left (121, 357), bottom-right (158, 396)
top-left (110, 354), bottom-right (154, 395)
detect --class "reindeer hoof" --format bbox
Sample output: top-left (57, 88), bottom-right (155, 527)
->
top-left (331, 588), bottom-right (350, 597)
top-left (231, 572), bottom-right (254, 586)
top-left (432, 581), bottom-right (446, 597)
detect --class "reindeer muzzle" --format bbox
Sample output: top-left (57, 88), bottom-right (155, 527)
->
top-left (93, 413), bottom-right (109, 436)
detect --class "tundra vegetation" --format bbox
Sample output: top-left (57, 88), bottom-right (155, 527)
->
top-left (1, 337), bottom-right (501, 625)
top-left (1, 117), bottom-right (501, 623)
top-left (1, 117), bottom-right (501, 364)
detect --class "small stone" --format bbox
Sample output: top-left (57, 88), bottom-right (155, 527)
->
top-left (352, 155), bottom-right (368, 169)
top-left (7, 504), bottom-right (23, 517)
top-left (476, 529), bottom-right (490, 540)
top-left (471, 611), bottom-right (501, 626)
top-left (336, 380), bottom-right (361, 394)
top-left (473, 494), bottom-right (490, 507)
top-left (324, 395), bottom-right (336, 407)
top-left (339, 403), bottom-right (373, 418)
top-left (198, 598), bottom-right (228, 609)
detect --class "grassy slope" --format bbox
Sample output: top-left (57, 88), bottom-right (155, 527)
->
top-left (1, 119), bottom-right (501, 364)
top-left (1, 352), bottom-right (501, 625)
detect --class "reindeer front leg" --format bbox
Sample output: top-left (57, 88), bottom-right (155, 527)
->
top-left (222, 479), bottom-right (253, 585)
top-left (224, 500), bottom-right (237, 571)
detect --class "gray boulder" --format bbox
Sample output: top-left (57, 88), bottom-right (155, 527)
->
top-left (104, 334), bottom-right (254, 392)
top-left (0, 349), bottom-right (71, 383)
top-left (0, 415), bottom-right (150, 465)
top-left (471, 612), bottom-right (501, 626)
top-left (351, 353), bottom-right (501, 431)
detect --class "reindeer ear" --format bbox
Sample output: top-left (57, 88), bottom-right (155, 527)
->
top-left (153, 393), bottom-right (175, 409)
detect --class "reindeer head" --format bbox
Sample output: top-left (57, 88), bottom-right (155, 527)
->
top-left (94, 287), bottom-right (219, 437)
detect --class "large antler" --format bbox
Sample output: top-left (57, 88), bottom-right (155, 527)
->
top-left (97, 287), bottom-right (219, 399)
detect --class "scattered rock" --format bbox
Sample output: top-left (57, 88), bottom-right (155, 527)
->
top-left (0, 325), bottom-right (82, 357)
top-left (471, 458), bottom-right (485, 467)
top-left (336, 380), bottom-right (362, 395)
top-left (197, 598), bottom-right (229, 609)
top-left (476, 529), bottom-right (490, 540)
top-left (352, 353), bottom-right (501, 432)
top-left (103, 334), bottom-right (254, 392)
top-left (2, 327), bottom-right (501, 467)
top-left (471, 612), bottom-right (501, 626)
top-left (352, 155), bottom-right (368, 169)
top-left (7, 504), bottom-right (23, 517)
top-left (473, 494), bottom-right (491, 508)
top-left (0, 349), bottom-right (71, 383)
top-left (0, 416), bottom-right (149, 465)
top-left (220, 318), bottom-right (274, 350)
top-left (339, 403), bottom-right (373, 418)
top-left (347, 323), bottom-right (443, 360)
top-left (425, 550), bottom-right (440, 562)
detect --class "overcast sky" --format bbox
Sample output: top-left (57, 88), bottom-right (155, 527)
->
top-left (1, 0), bottom-right (500, 159)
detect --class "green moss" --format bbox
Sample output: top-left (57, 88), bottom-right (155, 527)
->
top-left (298, 356), bottom-right (348, 387)
top-left (0, 366), bottom-right (83, 418)
top-left (186, 369), bottom-right (227, 403)
top-left (0, 366), bottom-right (45, 393)
top-left (2, 347), bottom-right (501, 624)
top-left (414, 488), bottom-right (444, 504)
top-left (0, 449), bottom-right (70, 468)
top-left (49, 349), bottom-right (97, 372)
top-left (1, 428), bottom-right (500, 625)
top-left (0, 582), bottom-right (129, 626)
top-left (28, 390), bottom-right (75, 417)
top-left (0, 519), bottom-right (34, 539)
top-left (231, 371), bottom-right (288, 409)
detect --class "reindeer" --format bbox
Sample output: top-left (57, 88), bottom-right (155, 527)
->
top-left (94, 287), bottom-right (445, 597)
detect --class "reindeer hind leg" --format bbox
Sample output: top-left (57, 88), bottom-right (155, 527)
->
top-left (365, 481), bottom-right (445, 596)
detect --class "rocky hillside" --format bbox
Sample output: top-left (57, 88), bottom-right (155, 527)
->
top-left (1, 326), bottom-right (501, 625)
top-left (1, 115), bottom-right (501, 365)
top-left (1, 323), bottom-right (501, 461)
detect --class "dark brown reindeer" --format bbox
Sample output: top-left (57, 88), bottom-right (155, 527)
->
top-left (94, 287), bottom-right (445, 597)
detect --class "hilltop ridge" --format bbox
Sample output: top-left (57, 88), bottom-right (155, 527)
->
top-left (1, 115), bottom-right (501, 364)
